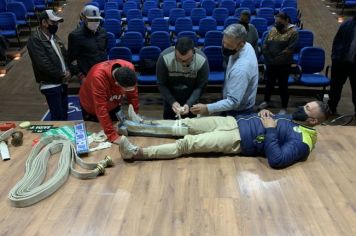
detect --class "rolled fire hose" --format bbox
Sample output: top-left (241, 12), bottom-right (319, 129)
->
top-left (8, 135), bottom-right (113, 208)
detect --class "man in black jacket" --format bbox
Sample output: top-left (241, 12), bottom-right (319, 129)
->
top-left (328, 16), bottom-right (356, 116)
top-left (27, 10), bottom-right (71, 120)
top-left (68, 5), bottom-right (107, 81)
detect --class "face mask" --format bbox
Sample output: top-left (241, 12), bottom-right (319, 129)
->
top-left (292, 106), bottom-right (309, 121)
top-left (86, 21), bottom-right (100, 32)
top-left (222, 46), bottom-right (237, 57)
top-left (275, 22), bottom-right (285, 32)
top-left (47, 24), bottom-right (58, 35)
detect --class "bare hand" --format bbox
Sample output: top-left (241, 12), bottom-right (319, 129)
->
top-left (63, 70), bottom-right (72, 82)
top-left (261, 116), bottom-right (277, 128)
top-left (258, 109), bottom-right (274, 118)
top-left (172, 102), bottom-right (182, 115)
top-left (181, 104), bottom-right (189, 115)
top-left (190, 103), bottom-right (208, 115)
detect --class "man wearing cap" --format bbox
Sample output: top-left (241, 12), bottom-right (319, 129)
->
top-left (27, 10), bottom-right (71, 121)
top-left (68, 5), bottom-right (107, 80)
top-left (79, 59), bottom-right (139, 144)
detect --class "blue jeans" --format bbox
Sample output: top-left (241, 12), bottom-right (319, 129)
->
top-left (41, 84), bottom-right (68, 121)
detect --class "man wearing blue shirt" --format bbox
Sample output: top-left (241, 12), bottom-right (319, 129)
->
top-left (191, 24), bottom-right (259, 117)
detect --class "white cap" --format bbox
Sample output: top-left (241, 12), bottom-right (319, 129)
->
top-left (41, 10), bottom-right (63, 22)
top-left (81, 5), bottom-right (103, 20)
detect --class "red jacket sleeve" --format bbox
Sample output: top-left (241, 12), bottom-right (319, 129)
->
top-left (92, 75), bottom-right (119, 142)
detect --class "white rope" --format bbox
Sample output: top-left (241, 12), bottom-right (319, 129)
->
top-left (88, 130), bottom-right (107, 143)
top-left (8, 135), bottom-right (113, 208)
top-left (172, 111), bottom-right (185, 136)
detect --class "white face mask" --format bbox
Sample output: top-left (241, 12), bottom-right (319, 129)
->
top-left (86, 21), bottom-right (100, 32)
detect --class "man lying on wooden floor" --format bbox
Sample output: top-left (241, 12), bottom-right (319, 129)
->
top-left (118, 101), bottom-right (330, 169)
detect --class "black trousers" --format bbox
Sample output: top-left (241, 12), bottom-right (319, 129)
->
top-left (328, 60), bottom-right (356, 114)
top-left (264, 64), bottom-right (291, 109)
top-left (40, 84), bottom-right (68, 121)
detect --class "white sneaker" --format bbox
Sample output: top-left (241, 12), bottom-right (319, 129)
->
top-left (128, 104), bottom-right (143, 123)
top-left (118, 136), bottom-right (139, 160)
top-left (278, 109), bottom-right (287, 115)
top-left (258, 101), bottom-right (269, 110)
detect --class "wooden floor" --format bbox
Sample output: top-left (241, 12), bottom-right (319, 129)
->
top-left (0, 122), bottom-right (355, 235)
top-left (0, 0), bottom-right (356, 235)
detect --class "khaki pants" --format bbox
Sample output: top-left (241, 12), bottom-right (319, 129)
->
top-left (142, 116), bottom-right (241, 159)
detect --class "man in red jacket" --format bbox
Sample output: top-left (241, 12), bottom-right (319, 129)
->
top-left (79, 59), bottom-right (139, 144)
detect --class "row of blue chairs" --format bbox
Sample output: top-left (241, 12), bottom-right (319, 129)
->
top-left (337, 0), bottom-right (356, 14)
top-left (93, 0), bottom-right (297, 15)
top-left (102, 6), bottom-right (300, 26)
top-left (0, 0), bottom-right (52, 14)
top-left (0, 0), bottom-right (56, 46)
top-left (102, 14), bottom-right (301, 49)
top-left (106, 28), bottom-right (314, 62)
top-left (92, 0), bottom-right (298, 18)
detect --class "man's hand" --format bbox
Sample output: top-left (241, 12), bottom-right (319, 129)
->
top-left (172, 102), bottom-right (182, 115)
top-left (63, 70), bottom-right (72, 82)
top-left (190, 103), bottom-right (208, 115)
top-left (258, 109), bottom-right (274, 117)
top-left (181, 104), bottom-right (189, 115)
top-left (261, 116), bottom-right (277, 128)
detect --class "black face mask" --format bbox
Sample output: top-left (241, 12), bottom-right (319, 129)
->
top-left (275, 22), bottom-right (285, 32)
top-left (239, 21), bottom-right (249, 31)
top-left (292, 106), bottom-right (309, 121)
top-left (47, 24), bottom-right (58, 35)
top-left (222, 46), bottom-right (237, 57)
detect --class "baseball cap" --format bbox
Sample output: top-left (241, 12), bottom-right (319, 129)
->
top-left (39, 10), bottom-right (64, 22)
top-left (81, 5), bottom-right (103, 20)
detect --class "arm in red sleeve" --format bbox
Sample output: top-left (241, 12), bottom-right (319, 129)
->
top-left (92, 77), bottom-right (120, 142)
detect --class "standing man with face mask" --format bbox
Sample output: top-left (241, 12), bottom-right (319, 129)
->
top-left (156, 37), bottom-right (209, 119)
top-left (191, 24), bottom-right (259, 117)
top-left (259, 12), bottom-right (299, 114)
top-left (68, 5), bottom-right (107, 81)
top-left (27, 10), bottom-right (71, 121)
top-left (239, 10), bottom-right (259, 56)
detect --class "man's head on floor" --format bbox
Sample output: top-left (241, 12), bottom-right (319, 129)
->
top-left (293, 101), bottom-right (331, 126)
